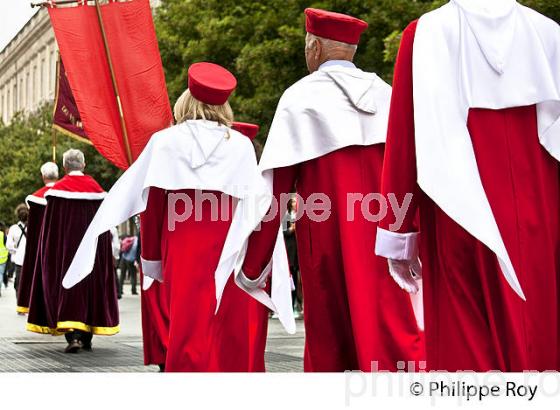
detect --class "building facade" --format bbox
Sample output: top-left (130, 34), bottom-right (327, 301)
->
top-left (0, 8), bottom-right (55, 124)
top-left (0, 0), bottom-right (161, 124)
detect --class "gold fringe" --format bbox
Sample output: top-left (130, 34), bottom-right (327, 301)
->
top-left (26, 321), bottom-right (120, 336)
top-left (16, 306), bottom-right (29, 314)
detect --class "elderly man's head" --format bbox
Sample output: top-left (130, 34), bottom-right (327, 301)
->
top-left (303, 8), bottom-right (367, 73)
top-left (62, 149), bottom-right (86, 173)
top-left (304, 33), bottom-right (357, 73)
top-left (40, 161), bottom-right (59, 184)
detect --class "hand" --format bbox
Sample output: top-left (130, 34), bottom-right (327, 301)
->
top-left (387, 257), bottom-right (422, 293)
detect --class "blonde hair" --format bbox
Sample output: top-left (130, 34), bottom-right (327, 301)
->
top-left (173, 89), bottom-right (234, 127)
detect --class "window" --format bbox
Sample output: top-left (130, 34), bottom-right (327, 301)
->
top-left (32, 66), bottom-right (37, 106)
top-left (50, 50), bottom-right (55, 95)
top-left (26, 71), bottom-right (30, 107)
top-left (19, 78), bottom-right (24, 110)
top-left (41, 58), bottom-right (46, 100)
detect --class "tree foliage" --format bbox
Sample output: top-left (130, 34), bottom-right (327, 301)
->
top-left (155, 0), bottom-right (558, 139)
top-left (0, 103), bottom-right (120, 224)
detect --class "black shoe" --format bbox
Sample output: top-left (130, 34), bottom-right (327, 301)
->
top-left (81, 342), bottom-right (92, 352)
top-left (64, 340), bottom-right (81, 353)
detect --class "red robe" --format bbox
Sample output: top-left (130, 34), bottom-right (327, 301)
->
top-left (216, 278), bottom-right (269, 372)
top-left (16, 184), bottom-right (52, 314)
top-left (380, 20), bottom-right (560, 371)
top-left (140, 194), bottom-right (170, 368)
top-left (27, 174), bottom-right (119, 336)
top-left (141, 187), bottom-right (263, 371)
top-left (140, 273), bottom-right (169, 367)
top-left (243, 146), bottom-right (424, 372)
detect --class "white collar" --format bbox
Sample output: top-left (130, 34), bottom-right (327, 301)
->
top-left (68, 171), bottom-right (84, 176)
top-left (45, 182), bottom-right (55, 187)
top-left (319, 60), bottom-right (356, 70)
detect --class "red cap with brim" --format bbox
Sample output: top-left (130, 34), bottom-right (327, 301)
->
top-left (188, 62), bottom-right (237, 105)
top-left (304, 8), bottom-right (368, 45)
top-left (232, 122), bottom-right (260, 140)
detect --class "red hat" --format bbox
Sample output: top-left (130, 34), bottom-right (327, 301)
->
top-left (232, 122), bottom-right (260, 140)
top-left (188, 62), bottom-right (237, 105)
top-left (304, 8), bottom-right (368, 45)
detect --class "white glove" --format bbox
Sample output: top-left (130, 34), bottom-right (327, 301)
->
top-left (387, 257), bottom-right (422, 294)
top-left (237, 269), bottom-right (270, 290)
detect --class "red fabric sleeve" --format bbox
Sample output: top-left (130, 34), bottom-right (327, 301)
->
top-left (140, 187), bottom-right (166, 262)
top-left (242, 166), bottom-right (298, 279)
top-left (380, 20), bottom-right (421, 234)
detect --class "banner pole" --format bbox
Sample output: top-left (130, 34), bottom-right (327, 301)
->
top-left (93, 0), bottom-right (133, 165)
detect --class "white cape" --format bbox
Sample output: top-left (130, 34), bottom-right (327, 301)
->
top-left (62, 119), bottom-right (295, 333)
top-left (413, 0), bottom-right (560, 300)
top-left (259, 63), bottom-right (391, 170)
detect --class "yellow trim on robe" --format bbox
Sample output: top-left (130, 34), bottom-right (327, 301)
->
top-left (26, 323), bottom-right (62, 335)
top-left (16, 306), bottom-right (29, 314)
top-left (26, 321), bottom-right (120, 336)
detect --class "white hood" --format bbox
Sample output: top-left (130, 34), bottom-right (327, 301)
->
top-left (453, 0), bottom-right (517, 74)
top-left (325, 68), bottom-right (380, 114)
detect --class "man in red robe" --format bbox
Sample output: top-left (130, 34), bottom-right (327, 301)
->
top-left (239, 8), bottom-right (423, 372)
top-left (27, 149), bottom-right (119, 353)
top-left (16, 162), bottom-right (59, 314)
top-left (375, 0), bottom-right (560, 371)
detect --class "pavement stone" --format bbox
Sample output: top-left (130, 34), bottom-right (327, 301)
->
top-left (0, 279), bottom-right (304, 372)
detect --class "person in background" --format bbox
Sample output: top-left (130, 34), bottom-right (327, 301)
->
top-left (0, 222), bottom-right (8, 296)
top-left (110, 226), bottom-right (121, 299)
top-left (120, 234), bottom-right (139, 295)
top-left (6, 204), bottom-right (28, 294)
top-left (26, 149), bottom-right (119, 353)
top-left (17, 161), bottom-right (59, 314)
top-left (283, 196), bottom-right (302, 318)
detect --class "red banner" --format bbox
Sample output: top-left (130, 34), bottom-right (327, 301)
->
top-left (53, 56), bottom-right (91, 144)
top-left (48, 0), bottom-right (173, 170)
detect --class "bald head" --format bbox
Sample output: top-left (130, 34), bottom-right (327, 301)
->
top-left (304, 33), bottom-right (357, 73)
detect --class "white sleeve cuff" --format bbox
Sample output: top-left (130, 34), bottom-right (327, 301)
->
top-left (375, 227), bottom-right (419, 261)
top-left (141, 257), bottom-right (163, 282)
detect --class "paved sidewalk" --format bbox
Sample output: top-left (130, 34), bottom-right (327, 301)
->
top-left (0, 280), bottom-right (304, 372)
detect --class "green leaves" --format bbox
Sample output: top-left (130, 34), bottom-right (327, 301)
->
top-left (0, 103), bottom-right (121, 224)
top-left (153, 0), bottom-right (444, 138)
top-left (154, 0), bottom-right (559, 142)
